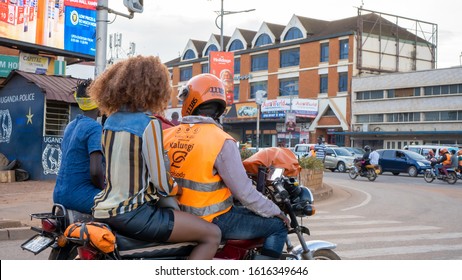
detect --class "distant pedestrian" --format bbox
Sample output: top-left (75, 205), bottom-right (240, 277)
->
top-left (314, 136), bottom-right (326, 163)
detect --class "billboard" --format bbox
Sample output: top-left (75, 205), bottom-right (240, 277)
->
top-left (0, 0), bottom-right (96, 58)
top-left (209, 51), bottom-right (234, 105)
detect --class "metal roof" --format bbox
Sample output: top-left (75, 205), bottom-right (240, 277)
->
top-left (2, 70), bottom-right (79, 103)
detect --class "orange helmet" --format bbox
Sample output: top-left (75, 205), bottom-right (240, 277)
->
top-left (439, 148), bottom-right (448, 154)
top-left (178, 74), bottom-right (226, 119)
top-left (458, 150), bottom-right (462, 155)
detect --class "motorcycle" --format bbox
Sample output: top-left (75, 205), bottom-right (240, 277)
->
top-left (348, 158), bottom-right (379, 181)
top-left (21, 166), bottom-right (340, 260)
top-left (423, 165), bottom-right (457, 184)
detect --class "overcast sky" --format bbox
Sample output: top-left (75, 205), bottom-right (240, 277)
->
top-left (105, 0), bottom-right (462, 68)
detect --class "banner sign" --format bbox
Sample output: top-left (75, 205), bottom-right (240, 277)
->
top-left (261, 98), bottom-right (318, 118)
top-left (0, 0), bottom-right (96, 58)
top-left (0, 55), bottom-right (19, 77)
top-left (209, 51), bottom-right (234, 105)
top-left (18, 52), bottom-right (50, 74)
top-left (235, 102), bottom-right (258, 119)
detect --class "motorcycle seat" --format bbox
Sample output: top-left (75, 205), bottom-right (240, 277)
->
top-left (116, 234), bottom-right (196, 259)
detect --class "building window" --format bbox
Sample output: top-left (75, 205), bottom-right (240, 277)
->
top-left (233, 86), bottom-right (240, 101)
top-left (204, 44), bottom-right (218, 56)
top-left (279, 79), bottom-right (298, 97)
top-left (183, 49), bottom-right (195, 60)
top-left (280, 48), bottom-right (300, 68)
top-left (251, 53), bottom-right (268, 71)
top-left (255, 33), bottom-right (272, 47)
top-left (229, 40), bottom-right (244, 51)
top-left (320, 74), bottom-right (328, 93)
top-left (339, 39), bottom-right (349, 59)
top-left (338, 72), bottom-right (348, 92)
top-left (386, 112), bottom-right (421, 122)
top-left (320, 42), bottom-right (329, 62)
top-left (357, 90), bottom-right (384, 100)
top-left (234, 58), bottom-right (240, 74)
top-left (45, 101), bottom-right (69, 136)
top-left (424, 84), bottom-right (462, 96)
top-left (284, 27), bottom-right (303, 41)
top-left (201, 64), bottom-right (209, 73)
top-left (180, 67), bottom-right (192, 82)
top-left (250, 81), bottom-right (267, 99)
top-left (356, 114), bottom-right (384, 123)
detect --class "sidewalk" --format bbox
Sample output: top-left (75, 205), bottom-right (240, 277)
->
top-left (0, 180), bottom-right (333, 241)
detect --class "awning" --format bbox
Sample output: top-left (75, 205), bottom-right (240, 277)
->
top-left (3, 70), bottom-right (79, 103)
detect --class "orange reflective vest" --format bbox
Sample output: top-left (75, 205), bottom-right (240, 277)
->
top-left (442, 152), bottom-right (451, 166)
top-left (163, 123), bottom-right (234, 222)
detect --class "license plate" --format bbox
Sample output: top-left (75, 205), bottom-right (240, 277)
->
top-left (21, 234), bottom-right (54, 255)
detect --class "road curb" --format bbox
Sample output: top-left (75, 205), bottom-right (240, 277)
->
top-left (0, 227), bottom-right (34, 241)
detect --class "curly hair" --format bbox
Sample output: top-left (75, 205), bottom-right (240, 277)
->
top-left (88, 55), bottom-right (172, 116)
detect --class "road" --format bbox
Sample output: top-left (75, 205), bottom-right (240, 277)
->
top-left (2, 172), bottom-right (462, 260)
top-left (308, 171), bottom-right (462, 260)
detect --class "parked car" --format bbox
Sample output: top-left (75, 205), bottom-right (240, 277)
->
top-left (376, 149), bottom-right (431, 177)
top-left (324, 147), bottom-right (355, 172)
top-left (343, 147), bottom-right (366, 157)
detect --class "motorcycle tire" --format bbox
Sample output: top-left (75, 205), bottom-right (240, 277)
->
top-left (313, 249), bottom-right (341, 260)
top-left (48, 245), bottom-right (79, 260)
top-left (348, 169), bottom-right (358, 179)
top-left (446, 173), bottom-right (457, 185)
top-left (367, 169), bottom-right (377, 181)
top-left (423, 171), bottom-right (435, 183)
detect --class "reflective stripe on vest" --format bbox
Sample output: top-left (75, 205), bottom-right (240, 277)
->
top-left (163, 123), bottom-right (235, 222)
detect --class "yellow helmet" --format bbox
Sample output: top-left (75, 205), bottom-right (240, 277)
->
top-left (74, 79), bottom-right (97, 111)
top-left (178, 74), bottom-right (226, 119)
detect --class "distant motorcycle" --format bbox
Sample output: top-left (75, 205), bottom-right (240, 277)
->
top-left (348, 158), bottom-right (379, 181)
top-left (423, 165), bottom-right (457, 184)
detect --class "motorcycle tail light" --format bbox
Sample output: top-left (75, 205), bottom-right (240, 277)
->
top-left (41, 219), bottom-right (57, 233)
top-left (77, 246), bottom-right (99, 260)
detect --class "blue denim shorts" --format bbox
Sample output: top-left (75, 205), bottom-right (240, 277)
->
top-left (97, 203), bottom-right (175, 242)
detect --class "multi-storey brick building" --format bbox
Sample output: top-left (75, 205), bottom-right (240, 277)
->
top-left (165, 9), bottom-right (436, 147)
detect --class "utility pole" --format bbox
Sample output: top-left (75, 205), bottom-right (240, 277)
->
top-left (95, 0), bottom-right (108, 77)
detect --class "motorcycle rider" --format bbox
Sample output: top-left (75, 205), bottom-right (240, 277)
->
top-left (88, 56), bottom-right (221, 260)
top-left (435, 148), bottom-right (451, 177)
top-left (355, 145), bottom-right (371, 173)
top-left (163, 73), bottom-right (289, 260)
top-left (53, 79), bottom-right (105, 214)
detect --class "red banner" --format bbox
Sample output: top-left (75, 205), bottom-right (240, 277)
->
top-left (64, 0), bottom-right (97, 10)
top-left (209, 51), bottom-right (234, 105)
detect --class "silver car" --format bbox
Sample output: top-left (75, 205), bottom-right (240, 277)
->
top-left (323, 147), bottom-right (355, 172)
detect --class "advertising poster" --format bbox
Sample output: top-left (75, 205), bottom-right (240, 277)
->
top-left (209, 51), bottom-right (234, 105)
top-left (0, 0), bottom-right (96, 58)
top-left (0, 55), bottom-right (19, 77)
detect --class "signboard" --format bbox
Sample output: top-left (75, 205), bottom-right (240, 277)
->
top-left (18, 52), bottom-right (51, 74)
top-left (0, 55), bottom-right (19, 77)
top-left (209, 51), bottom-right (234, 105)
top-left (0, 0), bottom-right (96, 58)
top-left (235, 102), bottom-right (258, 118)
top-left (261, 98), bottom-right (318, 118)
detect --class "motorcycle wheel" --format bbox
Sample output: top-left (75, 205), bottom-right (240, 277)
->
top-left (313, 249), bottom-right (341, 260)
top-left (423, 171), bottom-right (435, 183)
top-left (48, 245), bottom-right (79, 260)
top-left (348, 169), bottom-right (358, 179)
top-left (367, 169), bottom-right (377, 181)
top-left (446, 173), bottom-right (457, 185)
